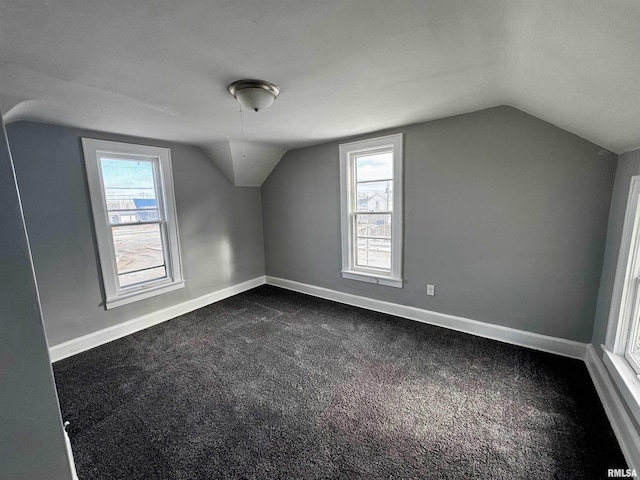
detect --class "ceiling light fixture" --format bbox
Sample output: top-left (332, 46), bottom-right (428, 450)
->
top-left (228, 79), bottom-right (280, 112)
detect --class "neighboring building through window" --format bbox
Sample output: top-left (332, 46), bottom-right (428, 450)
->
top-left (82, 138), bottom-right (184, 309)
top-left (604, 175), bottom-right (640, 426)
top-left (339, 133), bottom-right (403, 288)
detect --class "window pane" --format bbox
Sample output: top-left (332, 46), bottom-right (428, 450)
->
top-left (108, 207), bottom-right (159, 225)
top-left (111, 223), bottom-right (166, 287)
top-left (356, 238), bottom-right (391, 271)
top-left (356, 180), bottom-right (393, 212)
top-left (100, 157), bottom-right (159, 225)
top-left (356, 152), bottom-right (393, 182)
top-left (356, 238), bottom-right (368, 266)
top-left (355, 214), bottom-right (391, 238)
top-left (119, 266), bottom-right (167, 288)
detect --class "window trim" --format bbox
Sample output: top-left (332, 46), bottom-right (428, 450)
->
top-left (339, 133), bottom-right (403, 288)
top-left (82, 138), bottom-right (184, 309)
top-left (603, 175), bottom-right (640, 425)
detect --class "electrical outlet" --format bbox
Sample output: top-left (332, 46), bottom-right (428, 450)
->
top-left (426, 284), bottom-right (435, 296)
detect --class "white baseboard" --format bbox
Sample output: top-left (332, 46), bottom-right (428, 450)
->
top-left (585, 344), bottom-right (640, 471)
top-left (49, 276), bottom-right (266, 362)
top-left (265, 276), bottom-right (587, 360)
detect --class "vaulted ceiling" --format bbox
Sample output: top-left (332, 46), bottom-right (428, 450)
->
top-left (1, 0), bottom-right (638, 186)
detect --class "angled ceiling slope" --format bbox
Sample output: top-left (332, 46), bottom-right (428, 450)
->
top-left (203, 139), bottom-right (286, 187)
top-left (1, 0), bottom-right (639, 186)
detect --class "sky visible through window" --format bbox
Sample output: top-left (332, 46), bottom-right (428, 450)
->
top-left (356, 152), bottom-right (392, 183)
top-left (101, 157), bottom-right (155, 198)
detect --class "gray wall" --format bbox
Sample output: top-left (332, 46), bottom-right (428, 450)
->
top-left (0, 118), bottom-right (72, 478)
top-left (262, 106), bottom-right (615, 342)
top-left (7, 121), bottom-right (265, 346)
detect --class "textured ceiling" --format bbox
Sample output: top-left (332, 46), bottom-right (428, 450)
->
top-left (1, 0), bottom-right (638, 185)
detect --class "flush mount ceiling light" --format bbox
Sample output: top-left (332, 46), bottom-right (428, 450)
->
top-left (228, 79), bottom-right (280, 112)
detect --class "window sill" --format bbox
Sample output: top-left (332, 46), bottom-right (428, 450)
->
top-left (602, 345), bottom-right (640, 426)
top-left (341, 270), bottom-right (403, 288)
top-left (105, 280), bottom-right (185, 309)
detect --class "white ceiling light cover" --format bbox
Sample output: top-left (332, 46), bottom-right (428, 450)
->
top-left (236, 88), bottom-right (275, 112)
top-left (228, 80), bottom-right (280, 112)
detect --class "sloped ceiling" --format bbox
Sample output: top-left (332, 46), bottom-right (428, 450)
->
top-left (1, 0), bottom-right (638, 186)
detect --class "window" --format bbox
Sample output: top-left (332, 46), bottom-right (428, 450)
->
top-left (604, 175), bottom-right (640, 424)
top-left (82, 139), bottom-right (184, 309)
top-left (339, 133), bottom-right (403, 288)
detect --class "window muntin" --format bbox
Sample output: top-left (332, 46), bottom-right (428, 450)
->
top-left (340, 134), bottom-right (403, 287)
top-left (83, 139), bottom-right (184, 308)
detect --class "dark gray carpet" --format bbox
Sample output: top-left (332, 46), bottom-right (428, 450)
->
top-left (54, 285), bottom-right (626, 479)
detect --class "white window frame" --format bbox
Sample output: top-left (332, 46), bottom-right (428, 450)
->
top-left (603, 175), bottom-right (640, 425)
top-left (339, 133), bottom-right (403, 288)
top-left (82, 138), bottom-right (184, 309)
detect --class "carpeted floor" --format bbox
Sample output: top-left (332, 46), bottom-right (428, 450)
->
top-left (53, 285), bottom-right (626, 479)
